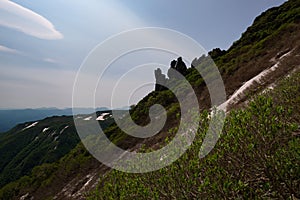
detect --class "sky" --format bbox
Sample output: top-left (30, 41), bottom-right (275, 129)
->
top-left (0, 0), bottom-right (287, 109)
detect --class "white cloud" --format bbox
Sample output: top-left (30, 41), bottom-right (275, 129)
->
top-left (43, 58), bottom-right (59, 64)
top-left (0, 45), bottom-right (20, 54)
top-left (0, 0), bottom-right (63, 40)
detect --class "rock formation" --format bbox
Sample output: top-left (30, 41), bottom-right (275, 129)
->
top-left (154, 57), bottom-right (189, 91)
top-left (154, 68), bottom-right (167, 91)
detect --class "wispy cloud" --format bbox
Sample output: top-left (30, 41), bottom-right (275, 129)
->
top-left (43, 58), bottom-right (59, 64)
top-left (0, 45), bottom-right (20, 54)
top-left (0, 0), bottom-right (63, 40)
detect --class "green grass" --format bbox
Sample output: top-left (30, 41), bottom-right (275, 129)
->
top-left (87, 71), bottom-right (300, 199)
top-left (0, 1), bottom-right (299, 199)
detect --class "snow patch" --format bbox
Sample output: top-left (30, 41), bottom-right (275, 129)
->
top-left (42, 127), bottom-right (49, 133)
top-left (22, 122), bottom-right (38, 130)
top-left (96, 113), bottom-right (110, 121)
top-left (20, 193), bottom-right (29, 200)
top-left (83, 175), bottom-right (93, 188)
top-left (261, 83), bottom-right (276, 94)
top-left (83, 116), bottom-right (92, 121)
top-left (70, 173), bottom-right (97, 199)
top-left (218, 51), bottom-right (292, 111)
top-left (60, 126), bottom-right (69, 134)
top-left (50, 131), bottom-right (57, 137)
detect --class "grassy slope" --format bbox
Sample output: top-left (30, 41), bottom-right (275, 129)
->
top-left (1, 71), bottom-right (299, 199)
top-left (86, 0), bottom-right (300, 199)
top-left (0, 0), bottom-right (299, 199)
top-left (0, 116), bottom-right (79, 188)
top-left (0, 112), bottom-right (114, 195)
top-left (87, 70), bottom-right (300, 200)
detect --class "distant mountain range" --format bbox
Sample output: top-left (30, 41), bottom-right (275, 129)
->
top-left (0, 107), bottom-right (112, 133)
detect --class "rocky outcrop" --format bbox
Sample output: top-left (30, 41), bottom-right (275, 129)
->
top-left (154, 57), bottom-right (188, 91)
top-left (154, 68), bottom-right (167, 91)
top-left (167, 57), bottom-right (187, 80)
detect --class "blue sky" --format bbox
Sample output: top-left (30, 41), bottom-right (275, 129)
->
top-left (0, 0), bottom-right (286, 109)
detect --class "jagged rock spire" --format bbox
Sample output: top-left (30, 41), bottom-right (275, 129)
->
top-left (154, 68), bottom-right (167, 91)
top-left (154, 57), bottom-right (188, 91)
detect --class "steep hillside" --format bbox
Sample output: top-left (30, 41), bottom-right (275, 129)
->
top-left (88, 69), bottom-right (300, 200)
top-left (0, 0), bottom-right (299, 199)
top-left (0, 111), bottom-right (114, 189)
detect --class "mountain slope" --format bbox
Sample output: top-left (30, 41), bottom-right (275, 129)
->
top-left (88, 70), bottom-right (300, 199)
top-left (0, 111), bottom-right (114, 189)
top-left (0, 0), bottom-right (299, 199)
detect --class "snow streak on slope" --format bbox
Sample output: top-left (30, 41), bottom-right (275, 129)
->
top-left (22, 122), bottom-right (38, 130)
top-left (218, 51), bottom-right (292, 111)
top-left (42, 127), bottom-right (49, 132)
top-left (96, 113), bottom-right (110, 121)
top-left (60, 126), bottom-right (69, 134)
top-left (83, 116), bottom-right (92, 121)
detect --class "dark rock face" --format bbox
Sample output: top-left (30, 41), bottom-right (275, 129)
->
top-left (168, 57), bottom-right (187, 80)
top-left (154, 57), bottom-right (188, 91)
top-left (175, 57), bottom-right (188, 76)
top-left (154, 68), bottom-right (167, 91)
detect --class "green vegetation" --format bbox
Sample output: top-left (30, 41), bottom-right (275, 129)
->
top-left (3, 68), bottom-right (297, 200)
top-left (1, 71), bottom-right (298, 199)
top-left (87, 71), bottom-right (300, 200)
top-left (0, 142), bottom-right (95, 200)
top-left (214, 0), bottom-right (300, 87)
top-left (0, 112), bottom-right (114, 192)
top-left (0, 0), bottom-right (299, 199)
top-left (0, 116), bottom-right (79, 188)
